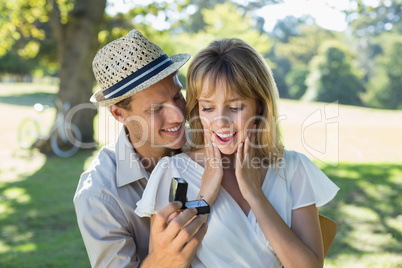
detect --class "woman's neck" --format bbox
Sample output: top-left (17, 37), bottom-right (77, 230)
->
top-left (220, 153), bottom-right (236, 170)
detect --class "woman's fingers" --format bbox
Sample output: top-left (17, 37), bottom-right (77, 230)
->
top-left (204, 130), bottom-right (211, 160)
top-left (236, 142), bottom-right (244, 167)
top-left (250, 124), bottom-right (257, 159)
top-left (244, 134), bottom-right (250, 161)
top-left (204, 129), bottom-right (222, 169)
top-left (212, 141), bottom-right (221, 165)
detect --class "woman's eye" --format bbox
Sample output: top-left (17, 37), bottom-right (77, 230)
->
top-left (230, 106), bottom-right (243, 111)
top-left (201, 107), bottom-right (213, 112)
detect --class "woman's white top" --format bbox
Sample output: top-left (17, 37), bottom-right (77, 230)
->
top-left (135, 150), bottom-right (339, 267)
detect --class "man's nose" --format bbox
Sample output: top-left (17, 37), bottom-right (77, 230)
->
top-left (165, 103), bottom-right (184, 123)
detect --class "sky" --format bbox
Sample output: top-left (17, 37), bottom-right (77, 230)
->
top-left (106, 0), bottom-right (354, 32)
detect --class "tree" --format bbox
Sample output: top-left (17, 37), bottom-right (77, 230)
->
top-left (364, 33), bottom-right (402, 109)
top-left (1, 0), bottom-right (107, 152)
top-left (304, 40), bottom-right (365, 105)
top-left (270, 15), bottom-right (304, 43)
top-left (346, 1), bottom-right (402, 86)
top-left (346, 0), bottom-right (402, 37)
top-left (172, 2), bottom-right (274, 82)
top-left (271, 20), bottom-right (338, 99)
top-left (181, 0), bottom-right (281, 33)
top-left (286, 65), bottom-right (308, 99)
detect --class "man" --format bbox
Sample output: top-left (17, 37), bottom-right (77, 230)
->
top-left (74, 29), bottom-right (207, 267)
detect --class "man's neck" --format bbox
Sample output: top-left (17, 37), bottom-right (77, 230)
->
top-left (134, 146), bottom-right (181, 173)
top-left (124, 127), bottom-right (181, 173)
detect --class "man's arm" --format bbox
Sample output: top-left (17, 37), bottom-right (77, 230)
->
top-left (74, 193), bottom-right (141, 267)
top-left (141, 202), bottom-right (207, 268)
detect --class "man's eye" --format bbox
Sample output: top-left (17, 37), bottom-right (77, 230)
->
top-left (175, 92), bottom-right (184, 100)
top-left (151, 105), bottom-right (163, 112)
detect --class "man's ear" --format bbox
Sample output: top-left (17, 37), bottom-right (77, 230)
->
top-left (109, 105), bottom-right (126, 124)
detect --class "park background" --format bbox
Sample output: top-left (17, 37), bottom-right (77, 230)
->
top-left (0, 0), bottom-right (401, 267)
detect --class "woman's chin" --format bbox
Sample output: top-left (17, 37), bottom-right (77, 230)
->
top-left (217, 145), bottom-right (238, 156)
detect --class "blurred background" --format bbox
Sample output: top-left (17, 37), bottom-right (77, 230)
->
top-left (0, 0), bottom-right (401, 267)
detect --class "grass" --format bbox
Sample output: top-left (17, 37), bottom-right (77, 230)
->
top-left (0, 82), bottom-right (401, 267)
top-left (0, 150), bottom-right (95, 267)
top-left (318, 163), bottom-right (402, 267)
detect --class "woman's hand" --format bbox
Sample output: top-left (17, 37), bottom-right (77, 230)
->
top-left (198, 130), bottom-right (223, 206)
top-left (235, 125), bottom-right (263, 202)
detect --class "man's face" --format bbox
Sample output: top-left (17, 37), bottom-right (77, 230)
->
top-left (114, 74), bottom-right (187, 155)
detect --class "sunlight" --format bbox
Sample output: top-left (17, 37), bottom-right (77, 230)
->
top-left (16, 242), bottom-right (36, 253)
top-left (3, 187), bottom-right (31, 204)
top-left (0, 203), bottom-right (15, 218)
top-left (340, 204), bottom-right (379, 222)
top-left (0, 241), bottom-right (11, 254)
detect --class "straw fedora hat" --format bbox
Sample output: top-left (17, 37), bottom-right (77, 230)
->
top-left (91, 29), bottom-right (190, 106)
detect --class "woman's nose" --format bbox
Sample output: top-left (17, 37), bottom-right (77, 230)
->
top-left (213, 114), bottom-right (232, 128)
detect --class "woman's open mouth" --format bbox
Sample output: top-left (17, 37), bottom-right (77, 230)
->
top-left (214, 131), bottom-right (238, 145)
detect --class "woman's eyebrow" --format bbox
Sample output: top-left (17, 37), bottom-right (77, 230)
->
top-left (198, 98), bottom-right (243, 103)
top-left (198, 98), bottom-right (212, 102)
top-left (226, 98), bottom-right (242, 103)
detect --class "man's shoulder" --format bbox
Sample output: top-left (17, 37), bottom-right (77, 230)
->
top-left (74, 144), bottom-right (118, 199)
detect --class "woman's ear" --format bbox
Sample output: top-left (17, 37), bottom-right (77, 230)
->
top-left (109, 105), bottom-right (126, 124)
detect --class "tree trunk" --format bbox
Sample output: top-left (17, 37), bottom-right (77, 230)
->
top-left (39, 0), bottom-right (106, 154)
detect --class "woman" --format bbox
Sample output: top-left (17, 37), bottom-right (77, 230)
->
top-left (136, 38), bottom-right (339, 267)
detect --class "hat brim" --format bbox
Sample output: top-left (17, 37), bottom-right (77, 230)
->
top-left (90, 53), bottom-right (190, 106)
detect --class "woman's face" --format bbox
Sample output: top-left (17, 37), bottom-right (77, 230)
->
top-left (198, 79), bottom-right (259, 155)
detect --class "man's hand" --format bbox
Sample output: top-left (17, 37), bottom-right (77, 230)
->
top-left (142, 202), bottom-right (207, 268)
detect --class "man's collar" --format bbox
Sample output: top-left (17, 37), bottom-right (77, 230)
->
top-left (115, 126), bottom-right (149, 187)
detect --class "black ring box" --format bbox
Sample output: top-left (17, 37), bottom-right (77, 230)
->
top-left (171, 177), bottom-right (210, 215)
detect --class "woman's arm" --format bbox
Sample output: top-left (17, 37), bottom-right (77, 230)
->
top-left (249, 194), bottom-right (324, 268)
top-left (235, 133), bottom-right (324, 268)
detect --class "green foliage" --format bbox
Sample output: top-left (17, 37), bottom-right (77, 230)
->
top-left (276, 24), bottom-right (337, 66)
top-left (286, 65), bottom-right (308, 99)
top-left (174, 2), bottom-right (273, 80)
top-left (271, 21), bottom-right (338, 99)
top-left (0, 0), bottom-right (47, 58)
top-left (364, 33), bottom-right (402, 109)
top-left (0, 50), bottom-right (35, 76)
top-left (304, 40), bottom-right (365, 105)
top-left (347, 0), bottom-right (402, 36)
top-left (182, 0), bottom-right (279, 33)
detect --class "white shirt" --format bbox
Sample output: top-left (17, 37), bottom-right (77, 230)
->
top-left (135, 151), bottom-right (340, 267)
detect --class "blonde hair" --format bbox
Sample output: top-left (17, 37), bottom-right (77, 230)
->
top-left (186, 38), bottom-right (284, 164)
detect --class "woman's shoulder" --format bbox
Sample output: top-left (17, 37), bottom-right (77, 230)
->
top-left (281, 150), bottom-right (303, 169)
top-left (276, 150), bottom-right (319, 181)
top-left (282, 150), bottom-right (318, 167)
